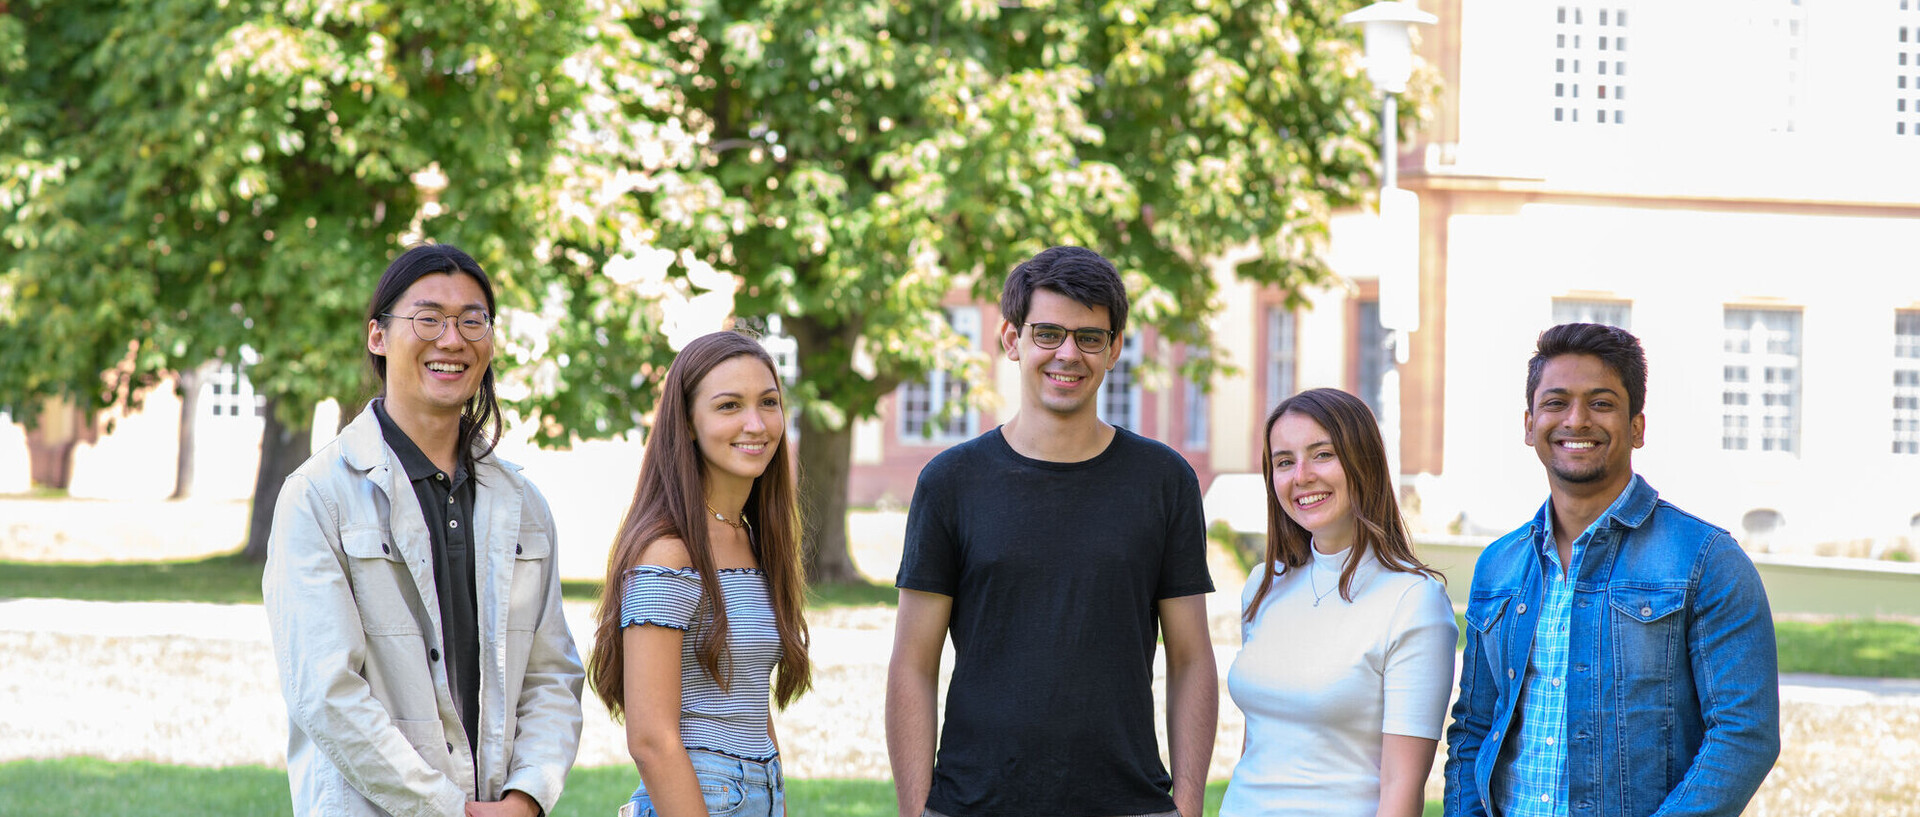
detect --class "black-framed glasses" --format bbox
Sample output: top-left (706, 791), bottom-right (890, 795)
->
top-left (1024, 322), bottom-right (1116, 355)
top-left (382, 309), bottom-right (494, 343)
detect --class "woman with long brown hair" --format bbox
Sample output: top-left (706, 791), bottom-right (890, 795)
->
top-left (1222, 387), bottom-right (1456, 817)
top-left (589, 330), bottom-right (811, 817)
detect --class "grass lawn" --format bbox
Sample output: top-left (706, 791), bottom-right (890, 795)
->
top-left (0, 553), bottom-right (896, 609)
top-left (0, 553), bottom-right (267, 604)
top-left (0, 759), bottom-right (1294, 816)
top-left (1775, 617), bottom-right (1920, 678)
top-left (5, 555), bottom-right (1917, 679)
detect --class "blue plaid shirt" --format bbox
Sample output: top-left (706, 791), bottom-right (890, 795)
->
top-left (1493, 486), bottom-right (1633, 816)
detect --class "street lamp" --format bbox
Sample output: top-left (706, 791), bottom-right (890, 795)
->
top-left (1340, 1), bottom-right (1434, 492)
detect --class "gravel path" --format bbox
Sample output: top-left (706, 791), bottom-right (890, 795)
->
top-left (2, 598), bottom-right (1916, 815)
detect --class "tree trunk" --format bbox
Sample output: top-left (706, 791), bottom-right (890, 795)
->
top-left (23, 397), bottom-right (92, 490)
top-left (796, 405), bottom-right (863, 585)
top-left (241, 396), bottom-right (312, 562)
top-left (785, 313), bottom-right (867, 586)
top-left (169, 363), bottom-right (213, 500)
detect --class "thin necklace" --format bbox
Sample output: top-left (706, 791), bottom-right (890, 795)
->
top-left (1306, 547), bottom-right (1340, 607)
top-left (706, 502), bottom-right (750, 532)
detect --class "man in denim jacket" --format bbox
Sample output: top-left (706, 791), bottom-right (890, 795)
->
top-left (1445, 323), bottom-right (1779, 817)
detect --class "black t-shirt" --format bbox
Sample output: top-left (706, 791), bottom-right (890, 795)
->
top-left (896, 426), bottom-right (1213, 817)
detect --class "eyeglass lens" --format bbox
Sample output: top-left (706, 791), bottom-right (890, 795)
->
top-left (1028, 323), bottom-right (1110, 354)
top-left (407, 310), bottom-right (492, 342)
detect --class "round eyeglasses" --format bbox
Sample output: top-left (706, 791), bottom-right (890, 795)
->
top-left (1024, 322), bottom-right (1117, 355)
top-left (382, 309), bottom-right (494, 343)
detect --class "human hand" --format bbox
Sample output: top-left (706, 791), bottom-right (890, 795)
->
top-left (466, 790), bottom-right (541, 817)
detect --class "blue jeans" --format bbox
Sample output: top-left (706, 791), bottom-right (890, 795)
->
top-left (628, 750), bottom-right (783, 817)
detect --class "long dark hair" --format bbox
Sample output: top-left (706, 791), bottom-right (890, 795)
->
top-left (1243, 387), bottom-right (1441, 622)
top-left (590, 331), bottom-right (812, 718)
top-left (365, 243), bottom-right (502, 472)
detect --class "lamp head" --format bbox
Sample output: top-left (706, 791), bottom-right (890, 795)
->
top-left (1339, 1), bottom-right (1437, 94)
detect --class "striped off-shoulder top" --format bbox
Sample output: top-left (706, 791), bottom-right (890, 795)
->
top-left (620, 564), bottom-right (782, 762)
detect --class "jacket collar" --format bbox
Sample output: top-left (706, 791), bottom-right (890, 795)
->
top-left (340, 403), bottom-right (522, 482)
top-left (1524, 472), bottom-right (1658, 545)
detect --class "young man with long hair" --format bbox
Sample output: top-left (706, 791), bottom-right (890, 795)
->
top-left (264, 243), bottom-right (584, 817)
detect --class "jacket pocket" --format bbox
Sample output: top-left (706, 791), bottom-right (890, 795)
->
top-left (1464, 591), bottom-right (1517, 692)
top-left (1464, 592), bottom-right (1513, 632)
top-left (1607, 585), bottom-right (1688, 687)
top-left (392, 716), bottom-right (453, 773)
top-left (507, 528), bottom-right (553, 633)
top-left (342, 527), bottom-right (422, 637)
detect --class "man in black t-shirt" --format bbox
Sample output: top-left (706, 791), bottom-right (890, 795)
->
top-left (886, 246), bottom-right (1218, 817)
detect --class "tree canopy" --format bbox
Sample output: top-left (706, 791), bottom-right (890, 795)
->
top-left (0, 0), bottom-right (1417, 576)
top-left (524, 0), bottom-right (1406, 580)
top-left (0, 0), bottom-right (607, 553)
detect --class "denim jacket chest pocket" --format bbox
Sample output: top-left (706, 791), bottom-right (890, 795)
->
top-left (1465, 591), bottom-right (1519, 692)
top-left (1605, 584), bottom-right (1688, 690)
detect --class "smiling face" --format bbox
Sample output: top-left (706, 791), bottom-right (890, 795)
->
top-left (691, 354), bottom-right (786, 492)
top-left (1001, 288), bottom-right (1120, 421)
top-left (367, 271), bottom-right (493, 423)
top-left (1268, 410), bottom-right (1357, 553)
top-left (1525, 352), bottom-right (1644, 496)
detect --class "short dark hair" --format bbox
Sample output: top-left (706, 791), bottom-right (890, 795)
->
top-left (1527, 323), bottom-right (1647, 416)
top-left (998, 246), bottom-right (1129, 336)
top-left (365, 243), bottom-right (503, 468)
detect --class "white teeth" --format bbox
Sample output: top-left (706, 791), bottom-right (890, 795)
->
top-left (1296, 492), bottom-right (1330, 508)
top-left (426, 362), bottom-right (466, 373)
top-left (1563, 441), bottom-right (1596, 450)
top-left (1046, 373), bottom-right (1082, 383)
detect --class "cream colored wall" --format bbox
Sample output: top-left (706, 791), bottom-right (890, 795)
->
top-left (1207, 254), bottom-right (1259, 473)
top-left (1434, 199), bottom-right (1920, 550)
top-left (0, 414), bottom-right (29, 494)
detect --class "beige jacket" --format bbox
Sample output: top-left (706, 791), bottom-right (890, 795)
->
top-left (264, 407), bottom-right (584, 817)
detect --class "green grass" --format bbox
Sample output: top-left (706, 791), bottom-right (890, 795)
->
top-left (1775, 618), bottom-right (1920, 678)
top-left (0, 553), bottom-right (266, 604)
top-left (0, 758), bottom-right (294, 816)
top-left (0, 759), bottom-right (1348, 816)
top-left (6, 557), bottom-right (1919, 681)
top-left (806, 578), bottom-right (899, 608)
top-left (0, 555), bottom-right (894, 610)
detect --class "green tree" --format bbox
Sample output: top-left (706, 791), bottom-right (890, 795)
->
top-left (523, 0), bottom-right (1409, 582)
top-left (0, 0), bottom-right (602, 558)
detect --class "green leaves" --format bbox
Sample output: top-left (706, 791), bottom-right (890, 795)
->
top-left (509, 0), bottom-right (1422, 449)
top-left (0, 0), bottom-right (595, 424)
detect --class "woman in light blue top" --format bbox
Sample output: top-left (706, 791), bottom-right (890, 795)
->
top-left (590, 331), bottom-right (812, 817)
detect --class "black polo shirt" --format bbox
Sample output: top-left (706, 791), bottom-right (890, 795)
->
top-left (373, 399), bottom-right (480, 755)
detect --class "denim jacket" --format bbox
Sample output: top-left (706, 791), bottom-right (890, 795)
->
top-left (1444, 476), bottom-right (1779, 817)
top-left (264, 406), bottom-right (585, 817)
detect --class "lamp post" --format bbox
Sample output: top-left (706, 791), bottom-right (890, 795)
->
top-left (1341, 1), bottom-right (1434, 494)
